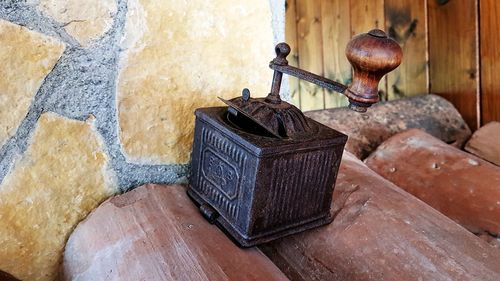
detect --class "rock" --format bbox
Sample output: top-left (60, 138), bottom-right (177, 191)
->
top-left (38, 0), bottom-right (117, 47)
top-left (0, 19), bottom-right (65, 148)
top-left (117, 0), bottom-right (275, 164)
top-left (260, 152), bottom-right (500, 281)
top-left (305, 94), bottom-right (471, 159)
top-left (0, 113), bottom-right (118, 281)
top-left (365, 129), bottom-right (500, 236)
top-left (63, 184), bottom-right (288, 281)
top-left (465, 121), bottom-right (500, 166)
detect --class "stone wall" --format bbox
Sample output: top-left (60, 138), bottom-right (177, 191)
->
top-left (0, 0), bottom-right (283, 280)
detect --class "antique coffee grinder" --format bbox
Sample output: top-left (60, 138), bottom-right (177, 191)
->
top-left (188, 29), bottom-right (402, 247)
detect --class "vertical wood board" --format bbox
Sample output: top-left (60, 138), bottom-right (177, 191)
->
top-left (428, 0), bottom-right (479, 130)
top-left (480, 0), bottom-right (500, 124)
top-left (322, 0), bottom-right (351, 108)
top-left (285, 0), bottom-right (301, 108)
top-left (385, 0), bottom-right (428, 100)
top-left (296, 0), bottom-right (326, 111)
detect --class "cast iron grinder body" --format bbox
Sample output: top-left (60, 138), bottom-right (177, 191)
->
top-left (188, 29), bottom-right (402, 247)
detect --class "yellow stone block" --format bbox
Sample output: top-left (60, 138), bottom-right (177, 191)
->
top-left (0, 113), bottom-right (118, 281)
top-left (39, 0), bottom-right (117, 47)
top-left (0, 20), bottom-right (65, 148)
top-left (118, 0), bottom-right (275, 164)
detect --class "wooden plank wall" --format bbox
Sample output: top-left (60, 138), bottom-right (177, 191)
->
top-left (480, 0), bottom-right (500, 124)
top-left (428, 0), bottom-right (479, 130)
top-left (286, 0), bottom-right (500, 130)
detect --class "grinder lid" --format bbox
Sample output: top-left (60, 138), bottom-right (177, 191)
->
top-left (220, 88), bottom-right (315, 139)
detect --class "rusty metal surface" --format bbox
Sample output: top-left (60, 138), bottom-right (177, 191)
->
top-left (221, 91), bottom-right (314, 140)
top-left (220, 30), bottom-right (401, 139)
top-left (188, 107), bottom-right (346, 247)
top-left (268, 43), bottom-right (348, 94)
top-left (188, 29), bottom-right (402, 247)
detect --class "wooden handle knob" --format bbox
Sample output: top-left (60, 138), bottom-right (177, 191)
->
top-left (345, 29), bottom-right (403, 112)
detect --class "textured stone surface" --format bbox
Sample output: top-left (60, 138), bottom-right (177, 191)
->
top-left (0, 0), bottom-right (283, 192)
top-left (0, 1), bottom-right (188, 192)
top-left (117, 0), bottom-right (275, 164)
top-left (0, 113), bottom-right (117, 281)
top-left (0, 19), bottom-right (65, 148)
top-left (261, 152), bottom-right (500, 281)
top-left (38, 0), bottom-right (117, 47)
top-left (0, 2), bottom-right (283, 275)
top-left (63, 184), bottom-right (288, 281)
top-left (465, 121), bottom-right (500, 166)
top-left (305, 94), bottom-right (471, 159)
top-left (365, 129), bottom-right (500, 236)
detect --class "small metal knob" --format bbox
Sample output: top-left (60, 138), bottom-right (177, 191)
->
top-left (273, 43), bottom-right (291, 66)
top-left (345, 29), bottom-right (403, 112)
top-left (199, 203), bottom-right (219, 224)
top-left (242, 88), bottom-right (251, 101)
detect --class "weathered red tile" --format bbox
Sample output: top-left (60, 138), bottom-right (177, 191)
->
top-left (365, 129), bottom-right (500, 236)
top-left (261, 152), bottom-right (500, 281)
top-left (63, 184), bottom-right (288, 281)
top-left (465, 121), bottom-right (500, 166)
